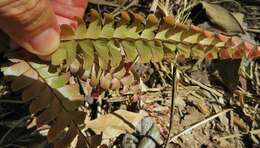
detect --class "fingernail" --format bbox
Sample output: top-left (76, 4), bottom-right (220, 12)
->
top-left (29, 27), bottom-right (60, 56)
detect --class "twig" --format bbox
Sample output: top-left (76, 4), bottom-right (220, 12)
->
top-left (169, 108), bottom-right (232, 142)
top-left (164, 64), bottom-right (179, 147)
top-left (246, 28), bottom-right (260, 33)
top-left (245, 17), bottom-right (260, 20)
top-left (183, 73), bottom-right (223, 98)
top-left (216, 129), bottom-right (260, 141)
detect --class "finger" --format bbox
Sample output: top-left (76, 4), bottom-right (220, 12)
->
top-left (52, 0), bottom-right (88, 29)
top-left (0, 0), bottom-right (60, 56)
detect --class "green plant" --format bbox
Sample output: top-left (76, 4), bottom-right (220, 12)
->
top-left (1, 9), bottom-right (259, 147)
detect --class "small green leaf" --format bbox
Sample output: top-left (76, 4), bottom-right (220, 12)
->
top-left (150, 41), bottom-right (164, 62)
top-left (199, 37), bottom-right (215, 46)
top-left (121, 41), bottom-right (139, 62)
top-left (107, 40), bottom-right (122, 66)
top-left (46, 73), bottom-right (70, 89)
top-left (51, 48), bottom-right (66, 66)
top-left (93, 40), bottom-right (110, 70)
top-left (155, 29), bottom-right (168, 40)
top-left (141, 26), bottom-right (157, 40)
top-left (127, 27), bottom-right (140, 39)
top-left (100, 22), bottom-right (114, 38)
top-left (113, 25), bottom-right (128, 39)
top-left (75, 18), bottom-right (88, 39)
top-left (134, 40), bottom-right (152, 63)
top-left (164, 43), bottom-right (177, 53)
top-left (182, 33), bottom-right (201, 44)
top-left (86, 15), bottom-right (102, 39)
top-left (65, 40), bottom-right (77, 65)
top-left (78, 40), bottom-right (94, 70)
top-left (168, 31), bottom-right (183, 42)
top-left (37, 66), bottom-right (59, 79)
top-left (177, 43), bottom-right (191, 58)
top-left (191, 45), bottom-right (205, 59)
top-left (29, 62), bottom-right (47, 69)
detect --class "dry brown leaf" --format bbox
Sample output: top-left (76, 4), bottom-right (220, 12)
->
top-left (200, 1), bottom-right (244, 33)
top-left (86, 110), bottom-right (143, 139)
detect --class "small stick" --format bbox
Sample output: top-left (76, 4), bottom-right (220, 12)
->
top-left (164, 63), bottom-right (179, 147)
top-left (170, 109), bottom-right (232, 142)
top-left (184, 73), bottom-right (223, 98)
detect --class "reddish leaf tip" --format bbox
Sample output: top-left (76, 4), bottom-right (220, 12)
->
top-left (217, 34), bottom-right (230, 42)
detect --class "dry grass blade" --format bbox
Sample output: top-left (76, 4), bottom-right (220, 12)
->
top-left (216, 129), bottom-right (260, 141)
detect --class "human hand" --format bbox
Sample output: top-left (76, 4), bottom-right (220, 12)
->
top-left (0, 0), bottom-right (88, 57)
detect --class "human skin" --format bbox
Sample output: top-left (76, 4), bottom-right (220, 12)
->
top-left (0, 0), bottom-right (88, 56)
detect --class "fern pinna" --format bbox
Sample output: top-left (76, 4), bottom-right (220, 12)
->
top-left (1, 9), bottom-right (260, 147)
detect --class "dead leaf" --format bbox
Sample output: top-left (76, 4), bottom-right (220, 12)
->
top-left (200, 2), bottom-right (244, 33)
top-left (86, 110), bottom-right (143, 139)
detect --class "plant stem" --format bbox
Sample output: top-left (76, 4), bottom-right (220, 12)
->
top-left (164, 62), bottom-right (179, 147)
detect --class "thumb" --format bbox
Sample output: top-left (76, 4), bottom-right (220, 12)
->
top-left (0, 0), bottom-right (60, 56)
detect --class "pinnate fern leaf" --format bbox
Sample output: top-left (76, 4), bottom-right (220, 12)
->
top-left (51, 9), bottom-right (260, 76)
top-left (1, 55), bottom-right (87, 147)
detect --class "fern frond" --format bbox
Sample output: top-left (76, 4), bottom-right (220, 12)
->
top-left (1, 56), bottom-right (87, 147)
top-left (52, 9), bottom-right (260, 75)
